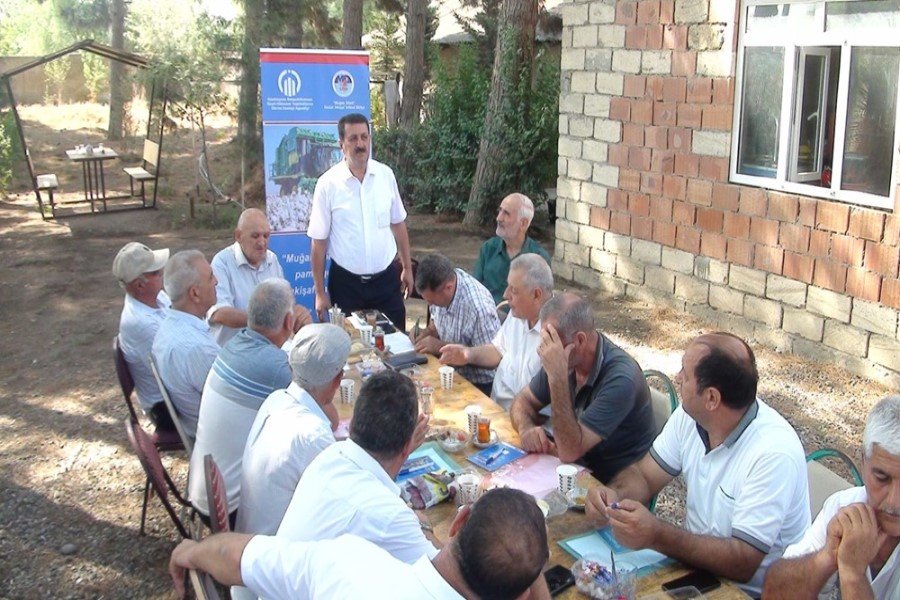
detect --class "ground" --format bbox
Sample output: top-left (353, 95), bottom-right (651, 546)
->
top-left (0, 104), bottom-right (894, 598)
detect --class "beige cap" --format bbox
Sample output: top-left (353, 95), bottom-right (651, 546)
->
top-left (290, 324), bottom-right (351, 388)
top-left (113, 242), bottom-right (169, 283)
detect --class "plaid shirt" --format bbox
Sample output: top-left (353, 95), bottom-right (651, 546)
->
top-left (430, 269), bottom-right (500, 384)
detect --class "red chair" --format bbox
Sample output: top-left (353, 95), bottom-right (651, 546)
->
top-left (204, 454), bottom-right (230, 534)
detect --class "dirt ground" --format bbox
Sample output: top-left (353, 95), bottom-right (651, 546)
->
top-left (0, 105), bottom-right (895, 599)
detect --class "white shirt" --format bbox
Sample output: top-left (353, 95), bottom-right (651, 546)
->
top-left (307, 159), bottom-right (407, 275)
top-left (118, 290), bottom-right (171, 411)
top-left (784, 486), bottom-right (900, 599)
top-left (209, 242), bottom-right (286, 345)
top-left (241, 534), bottom-right (462, 600)
top-left (650, 400), bottom-right (810, 597)
top-left (276, 439), bottom-right (438, 564)
top-left (490, 316), bottom-right (542, 410)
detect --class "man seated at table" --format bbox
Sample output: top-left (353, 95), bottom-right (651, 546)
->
top-left (113, 241), bottom-right (172, 432)
top-left (151, 250), bottom-right (220, 439)
top-left (585, 332), bottom-right (810, 597)
top-left (275, 370), bottom-right (436, 564)
top-left (170, 488), bottom-right (550, 600)
top-left (439, 253), bottom-right (553, 411)
top-left (188, 279), bottom-right (296, 528)
top-left (411, 253), bottom-right (500, 396)
top-left (510, 292), bottom-right (655, 483)
top-left (764, 394), bottom-right (900, 600)
top-left (473, 193), bottom-right (550, 304)
top-left (208, 208), bottom-right (311, 345)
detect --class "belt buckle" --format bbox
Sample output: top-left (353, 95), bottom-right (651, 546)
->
top-left (360, 274), bottom-right (373, 283)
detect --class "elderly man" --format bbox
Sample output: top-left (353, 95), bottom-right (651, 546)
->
top-left (764, 395), bottom-right (900, 599)
top-left (309, 113), bottom-right (413, 328)
top-left (411, 253), bottom-right (500, 396)
top-left (151, 250), bottom-right (219, 439)
top-left (170, 488), bottom-right (549, 600)
top-left (473, 193), bottom-right (550, 304)
top-left (209, 208), bottom-right (311, 345)
top-left (439, 254), bottom-right (553, 411)
top-left (187, 279), bottom-right (296, 525)
top-left (510, 292), bottom-right (655, 482)
top-left (584, 332), bottom-right (810, 597)
top-left (113, 241), bottom-right (172, 431)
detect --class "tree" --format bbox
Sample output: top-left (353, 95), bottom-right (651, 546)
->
top-left (342, 0), bottom-right (363, 49)
top-left (464, 0), bottom-right (539, 226)
top-left (107, 0), bottom-right (126, 139)
top-left (238, 0), bottom-right (264, 169)
top-left (399, 0), bottom-right (426, 130)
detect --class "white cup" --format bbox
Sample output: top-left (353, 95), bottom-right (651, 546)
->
top-left (464, 404), bottom-right (483, 439)
top-left (359, 324), bottom-right (373, 346)
top-left (455, 472), bottom-right (483, 505)
top-left (420, 385), bottom-right (435, 415)
top-left (339, 379), bottom-right (355, 404)
top-left (438, 365), bottom-right (455, 390)
top-left (557, 464), bottom-right (579, 495)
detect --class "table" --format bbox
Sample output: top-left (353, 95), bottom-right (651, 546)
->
top-left (66, 147), bottom-right (120, 211)
top-left (332, 349), bottom-right (749, 599)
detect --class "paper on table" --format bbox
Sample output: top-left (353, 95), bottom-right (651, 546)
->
top-left (489, 453), bottom-right (585, 498)
top-left (385, 332), bottom-right (414, 354)
top-left (396, 441), bottom-right (463, 483)
top-left (559, 527), bottom-right (669, 574)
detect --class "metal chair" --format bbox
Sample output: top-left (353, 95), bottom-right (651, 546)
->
top-left (204, 454), bottom-right (231, 534)
top-left (149, 354), bottom-right (194, 456)
top-left (806, 448), bottom-right (863, 518)
top-left (189, 569), bottom-right (223, 600)
top-left (643, 370), bottom-right (679, 513)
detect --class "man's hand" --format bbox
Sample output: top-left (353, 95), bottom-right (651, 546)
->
top-left (519, 425), bottom-right (556, 454)
top-left (169, 539), bottom-right (198, 598)
top-left (835, 503), bottom-right (886, 577)
top-left (439, 344), bottom-right (469, 366)
top-left (414, 335), bottom-right (443, 356)
top-left (400, 266), bottom-right (415, 300)
top-left (537, 324), bottom-right (572, 383)
top-left (293, 305), bottom-right (313, 332)
top-left (411, 413), bottom-right (430, 449)
top-left (314, 291), bottom-right (331, 323)
top-left (607, 499), bottom-right (659, 550)
top-left (823, 508), bottom-right (845, 570)
top-left (585, 485), bottom-right (619, 528)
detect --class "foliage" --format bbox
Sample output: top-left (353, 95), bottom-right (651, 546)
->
top-left (0, 110), bottom-right (17, 193)
top-left (368, 10), bottom-right (405, 81)
top-left (456, 0), bottom-right (502, 69)
top-left (81, 52), bottom-right (108, 101)
top-left (43, 57), bottom-right (71, 105)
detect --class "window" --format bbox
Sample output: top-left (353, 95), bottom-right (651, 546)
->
top-left (732, 0), bottom-right (900, 210)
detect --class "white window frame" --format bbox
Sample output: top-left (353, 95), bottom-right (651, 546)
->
top-left (731, 0), bottom-right (900, 211)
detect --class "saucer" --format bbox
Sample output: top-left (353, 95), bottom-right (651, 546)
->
top-left (472, 429), bottom-right (500, 449)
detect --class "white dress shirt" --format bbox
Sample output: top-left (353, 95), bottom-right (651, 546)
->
top-left (118, 290), bottom-right (170, 411)
top-left (307, 159), bottom-right (407, 275)
top-left (490, 316), bottom-right (542, 410)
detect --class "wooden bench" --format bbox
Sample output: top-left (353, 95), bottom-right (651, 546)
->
top-left (26, 149), bottom-right (59, 219)
top-left (124, 138), bottom-right (159, 206)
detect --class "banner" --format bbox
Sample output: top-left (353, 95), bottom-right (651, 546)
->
top-left (259, 49), bottom-right (371, 316)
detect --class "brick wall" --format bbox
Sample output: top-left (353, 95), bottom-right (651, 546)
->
top-left (555, 0), bottom-right (900, 387)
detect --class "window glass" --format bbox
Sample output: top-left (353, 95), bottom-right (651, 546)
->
top-left (737, 47), bottom-right (785, 178)
top-left (746, 3), bottom-right (817, 33)
top-left (794, 53), bottom-right (827, 177)
top-left (826, 0), bottom-right (900, 31)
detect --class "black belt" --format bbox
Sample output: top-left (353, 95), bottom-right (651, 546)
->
top-left (332, 260), bottom-right (392, 284)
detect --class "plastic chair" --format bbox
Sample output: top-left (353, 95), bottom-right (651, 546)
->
top-left (806, 448), bottom-right (863, 518)
top-left (149, 354), bottom-right (194, 456)
top-left (643, 370), bottom-right (679, 513)
top-left (204, 454), bottom-right (231, 534)
top-left (124, 418), bottom-right (193, 538)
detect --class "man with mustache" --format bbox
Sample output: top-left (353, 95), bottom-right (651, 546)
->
top-left (308, 113), bottom-right (413, 330)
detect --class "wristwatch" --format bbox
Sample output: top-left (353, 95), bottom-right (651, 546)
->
top-left (419, 520), bottom-right (434, 533)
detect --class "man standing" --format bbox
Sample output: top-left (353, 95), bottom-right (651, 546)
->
top-left (411, 253), bottom-right (501, 396)
top-left (510, 292), bottom-right (655, 483)
top-left (473, 193), bottom-right (550, 304)
top-left (584, 333), bottom-right (810, 597)
top-left (764, 395), bottom-right (900, 599)
top-left (113, 241), bottom-right (172, 431)
top-left (188, 279), bottom-right (296, 524)
top-left (209, 208), bottom-right (311, 345)
top-left (151, 250), bottom-right (220, 439)
top-left (439, 254), bottom-right (553, 410)
top-left (308, 113), bottom-right (413, 328)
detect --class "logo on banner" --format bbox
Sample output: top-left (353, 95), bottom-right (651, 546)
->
top-left (332, 70), bottom-right (355, 97)
top-left (278, 69), bottom-right (302, 97)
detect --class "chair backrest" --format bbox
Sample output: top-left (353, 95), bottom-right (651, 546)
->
top-left (806, 449), bottom-right (863, 518)
top-left (124, 418), bottom-right (191, 538)
top-left (24, 148), bottom-right (37, 182)
top-left (143, 139), bottom-right (160, 169)
top-left (644, 369), bottom-right (679, 436)
top-left (113, 336), bottom-right (141, 422)
top-left (188, 569), bottom-right (222, 600)
top-left (149, 354), bottom-right (194, 456)
top-left (204, 454), bottom-right (231, 534)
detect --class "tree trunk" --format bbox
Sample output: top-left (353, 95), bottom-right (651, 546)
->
top-left (463, 0), bottom-right (539, 226)
top-left (399, 0), bottom-right (426, 130)
top-left (107, 0), bottom-right (127, 140)
top-left (342, 0), bottom-right (363, 49)
top-left (239, 0), bottom-right (264, 169)
top-left (284, 15), bottom-right (304, 48)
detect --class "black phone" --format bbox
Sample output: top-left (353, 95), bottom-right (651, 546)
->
top-left (661, 569), bottom-right (721, 594)
top-left (543, 564), bottom-right (575, 596)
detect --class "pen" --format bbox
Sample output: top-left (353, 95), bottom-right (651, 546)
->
top-left (485, 447), bottom-right (505, 465)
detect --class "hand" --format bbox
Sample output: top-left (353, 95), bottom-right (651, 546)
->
top-left (414, 335), bottom-right (442, 356)
top-left (585, 485), bottom-right (619, 527)
top-left (824, 509), bottom-right (845, 569)
top-left (314, 291), bottom-right (331, 323)
top-left (608, 499), bottom-right (659, 549)
top-left (292, 305), bottom-right (313, 332)
top-left (537, 324), bottom-right (572, 382)
top-left (439, 344), bottom-right (469, 366)
top-left (835, 503), bottom-right (886, 577)
top-left (410, 413), bottom-right (430, 449)
top-left (169, 539), bottom-right (198, 598)
top-left (400, 266), bottom-right (414, 300)
top-left (519, 425), bottom-right (556, 454)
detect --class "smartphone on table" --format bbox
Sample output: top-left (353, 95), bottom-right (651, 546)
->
top-left (543, 564), bottom-right (575, 596)
top-left (661, 569), bottom-right (721, 594)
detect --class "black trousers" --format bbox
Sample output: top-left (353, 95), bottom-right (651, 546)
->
top-left (328, 260), bottom-right (406, 332)
top-left (148, 402), bottom-right (176, 433)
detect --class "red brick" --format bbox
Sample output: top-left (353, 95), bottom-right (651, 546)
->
top-left (663, 175), bottom-right (687, 200)
top-left (813, 259), bottom-right (848, 292)
top-left (668, 127), bottom-right (692, 151)
top-left (624, 75), bottom-right (646, 98)
top-left (631, 99), bottom-right (653, 124)
top-left (711, 183), bottom-right (740, 211)
top-left (632, 216), bottom-right (654, 240)
top-left (659, 0), bottom-right (674, 23)
top-left (626, 25), bottom-right (646, 49)
top-left (816, 201), bottom-right (850, 233)
top-left (676, 226), bottom-right (701, 253)
top-left (699, 156), bottom-right (728, 181)
top-left (881, 278), bottom-right (900, 310)
top-left (654, 220), bottom-right (677, 246)
top-left (784, 252), bottom-right (814, 283)
top-left (611, 211), bottom-right (632, 235)
top-left (848, 208), bottom-right (886, 241)
top-left (724, 212), bottom-right (750, 239)
top-left (609, 97), bottom-right (631, 121)
top-left (767, 192), bottom-right (799, 222)
top-left (701, 104), bottom-right (733, 130)
top-left (646, 126), bottom-right (668, 149)
top-left (779, 223), bottom-right (811, 254)
top-left (660, 79), bottom-right (686, 104)
top-left (712, 78), bottom-right (735, 104)
top-left (864, 241), bottom-right (900, 277)
top-left (831, 234), bottom-right (865, 266)
top-left (739, 187), bottom-right (767, 216)
top-left (641, 172), bottom-right (663, 195)
top-left (609, 144), bottom-right (629, 167)
top-left (645, 25), bottom-right (664, 49)
top-left (674, 154), bottom-right (699, 177)
top-left (650, 196), bottom-right (673, 221)
top-left (663, 24), bottom-right (688, 50)
top-left (809, 229), bottom-right (830, 258)
top-left (629, 193), bottom-right (651, 217)
top-left (686, 77), bottom-right (712, 103)
top-left (672, 51), bottom-right (696, 77)
top-left (616, 0), bottom-right (637, 24)
top-left (696, 207), bottom-right (724, 233)
top-left (637, 0), bottom-right (660, 23)
top-left (846, 268), bottom-right (882, 302)
top-left (676, 103), bottom-right (702, 128)
top-left (623, 123), bottom-right (644, 146)
top-left (754, 245), bottom-right (784, 275)
top-left (885, 215), bottom-right (900, 245)
top-left (673, 200), bottom-right (695, 225)
top-left (628, 146), bottom-right (652, 171)
top-left (687, 179), bottom-right (713, 206)
top-left (727, 238), bottom-right (755, 267)
top-left (609, 189), bottom-right (629, 211)
top-left (798, 197), bottom-right (817, 227)
top-left (645, 77), bottom-right (665, 101)
top-left (750, 217), bottom-right (779, 246)
top-left (620, 169), bottom-right (641, 192)
top-left (651, 149), bottom-right (676, 173)
top-left (590, 207), bottom-right (612, 230)
top-left (701, 232), bottom-right (727, 260)
top-left (654, 101), bottom-right (677, 127)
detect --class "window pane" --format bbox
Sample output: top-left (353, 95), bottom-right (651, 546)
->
top-left (738, 47), bottom-right (784, 178)
top-left (826, 0), bottom-right (900, 31)
top-left (796, 54), bottom-right (826, 176)
top-left (842, 47), bottom-right (900, 196)
top-left (746, 3), bottom-right (817, 34)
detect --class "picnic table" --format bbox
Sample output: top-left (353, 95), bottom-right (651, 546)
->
top-left (65, 146), bottom-right (119, 212)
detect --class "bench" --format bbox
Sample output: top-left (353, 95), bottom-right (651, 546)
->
top-left (124, 138), bottom-right (159, 206)
top-left (26, 149), bottom-right (59, 219)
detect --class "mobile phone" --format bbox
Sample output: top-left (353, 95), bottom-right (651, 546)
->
top-left (543, 564), bottom-right (575, 596)
top-left (661, 569), bottom-right (721, 594)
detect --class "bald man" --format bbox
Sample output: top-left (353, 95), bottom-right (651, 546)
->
top-left (473, 193), bottom-right (550, 304)
top-left (209, 208), bottom-right (311, 345)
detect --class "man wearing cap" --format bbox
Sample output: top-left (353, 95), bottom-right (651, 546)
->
top-left (114, 242), bottom-right (173, 431)
top-left (209, 208), bottom-right (312, 345)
